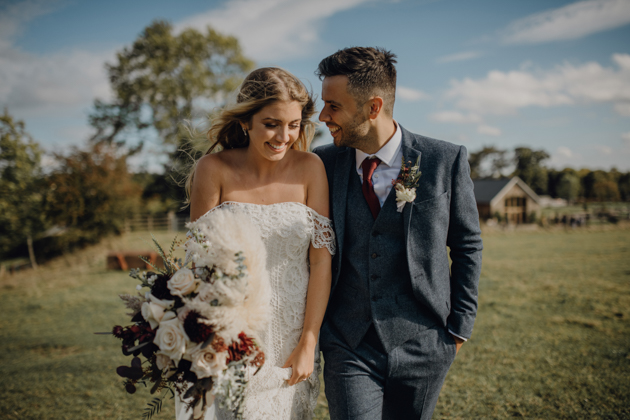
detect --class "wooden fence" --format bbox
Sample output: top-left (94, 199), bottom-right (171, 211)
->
top-left (123, 212), bottom-right (190, 233)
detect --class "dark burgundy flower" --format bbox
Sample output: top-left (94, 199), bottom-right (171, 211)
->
top-left (151, 274), bottom-right (175, 300)
top-left (112, 325), bottom-right (124, 338)
top-left (183, 311), bottom-right (215, 343)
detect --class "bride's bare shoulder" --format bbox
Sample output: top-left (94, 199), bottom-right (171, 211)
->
top-left (192, 150), bottom-right (244, 220)
top-left (290, 150), bottom-right (326, 179)
top-left (196, 149), bottom-right (243, 175)
top-left (291, 149), bottom-right (324, 169)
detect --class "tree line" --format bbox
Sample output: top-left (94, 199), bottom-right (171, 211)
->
top-left (468, 146), bottom-right (630, 202)
top-left (2, 20), bottom-right (628, 266)
top-left (0, 21), bottom-right (253, 265)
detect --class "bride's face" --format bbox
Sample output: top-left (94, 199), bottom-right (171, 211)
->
top-left (245, 100), bottom-right (302, 162)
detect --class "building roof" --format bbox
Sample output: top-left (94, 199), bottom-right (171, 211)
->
top-left (472, 177), bottom-right (541, 205)
top-left (473, 178), bottom-right (512, 204)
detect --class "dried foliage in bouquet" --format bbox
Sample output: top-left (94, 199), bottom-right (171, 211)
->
top-left (107, 208), bottom-right (271, 420)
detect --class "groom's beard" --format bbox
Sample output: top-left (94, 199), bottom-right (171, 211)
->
top-left (335, 109), bottom-right (374, 151)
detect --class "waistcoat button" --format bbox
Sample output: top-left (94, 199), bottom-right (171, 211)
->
top-left (371, 253), bottom-right (378, 259)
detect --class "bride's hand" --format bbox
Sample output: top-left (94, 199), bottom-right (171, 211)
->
top-left (282, 341), bottom-right (315, 386)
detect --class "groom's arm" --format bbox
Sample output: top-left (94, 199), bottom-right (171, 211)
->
top-left (446, 145), bottom-right (483, 341)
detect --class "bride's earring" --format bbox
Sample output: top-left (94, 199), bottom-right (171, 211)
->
top-left (242, 126), bottom-right (248, 136)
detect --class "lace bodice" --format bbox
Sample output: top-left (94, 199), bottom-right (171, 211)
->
top-left (201, 201), bottom-right (335, 420)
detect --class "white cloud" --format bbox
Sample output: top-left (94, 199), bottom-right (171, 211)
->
top-left (436, 51), bottom-right (482, 63)
top-left (442, 53), bottom-right (630, 117)
top-left (477, 124), bottom-right (502, 136)
top-left (0, 1), bottom-right (113, 116)
top-left (549, 146), bottom-right (583, 168)
top-left (595, 144), bottom-right (613, 154)
top-left (556, 146), bottom-right (574, 158)
top-left (429, 111), bottom-right (481, 124)
top-left (614, 102), bottom-right (630, 116)
top-left (397, 86), bottom-right (429, 101)
top-left (501, 0), bottom-right (630, 45)
top-left (175, 0), bottom-right (373, 61)
top-left (1, 0), bottom-right (374, 117)
top-left (622, 131), bottom-right (630, 143)
top-left (0, 0), bottom-right (62, 48)
top-left (0, 48), bottom-right (113, 115)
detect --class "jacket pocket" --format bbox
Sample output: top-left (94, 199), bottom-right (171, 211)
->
top-left (412, 190), bottom-right (449, 212)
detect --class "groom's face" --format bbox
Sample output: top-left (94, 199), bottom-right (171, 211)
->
top-left (319, 75), bottom-right (370, 149)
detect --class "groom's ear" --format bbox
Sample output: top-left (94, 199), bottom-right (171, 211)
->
top-left (368, 97), bottom-right (384, 120)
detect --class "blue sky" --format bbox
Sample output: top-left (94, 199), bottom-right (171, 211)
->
top-left (1, 0), bottom-right (630, 171)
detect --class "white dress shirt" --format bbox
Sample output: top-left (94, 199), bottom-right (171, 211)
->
top-left (355, 122), bottom-right (403, 206)
top-left (354, 121), bottom-right (467, 342)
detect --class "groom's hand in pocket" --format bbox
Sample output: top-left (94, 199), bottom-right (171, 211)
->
top-left (282, 339), bottom-right (315, 386)
top-left (451, 334), bottom-right (464, 355)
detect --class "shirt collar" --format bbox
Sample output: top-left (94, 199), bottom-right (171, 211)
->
top-left (355, 121), bottom-right (402, 171)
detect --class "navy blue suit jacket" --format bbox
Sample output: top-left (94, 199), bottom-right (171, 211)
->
top-left (314, 125), bottom-right (483, 339)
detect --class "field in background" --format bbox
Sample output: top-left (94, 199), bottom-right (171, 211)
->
top-left (1, 226), bottom-right (629, 419)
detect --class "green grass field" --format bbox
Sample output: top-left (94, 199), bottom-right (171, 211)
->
top-left (1, 226), bottom-right (629, 419)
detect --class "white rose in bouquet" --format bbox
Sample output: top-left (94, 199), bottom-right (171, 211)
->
top-left (168, 268), bottom-right (199, 297)
top-left (188, 343), bottom-right (228, 379)
top-left (141, 294), bottom-right (174, 329)
top-left (141, 301), bottom-right (166, 329)
top-left (154, 312), bottom-right (189, 364)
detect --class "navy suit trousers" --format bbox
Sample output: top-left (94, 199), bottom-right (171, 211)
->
top-left (321, 321), bottom-right (457, 420)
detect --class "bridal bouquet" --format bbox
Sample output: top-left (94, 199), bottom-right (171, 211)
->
top-left (110, 208), bottom-right (270, 420)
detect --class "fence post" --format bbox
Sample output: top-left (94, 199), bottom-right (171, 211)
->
top-left (148, 215), bottom-right (153, 232)
top-left (26, 234), bottom-right (38, 270)
top-left (168, 211), bottom-right (176, 232)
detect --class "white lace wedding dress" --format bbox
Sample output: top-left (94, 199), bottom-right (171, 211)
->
top-left (176, 201), bottom-right (335, 420)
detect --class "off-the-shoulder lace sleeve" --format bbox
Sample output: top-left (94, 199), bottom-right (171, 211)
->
top-left (308, 211), bottom-right (336, 255)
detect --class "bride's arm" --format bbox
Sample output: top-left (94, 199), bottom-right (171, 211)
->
top-left (283, 154), bottom-right (332, 386)
top-left (190, 154), bottom-right (222, 221)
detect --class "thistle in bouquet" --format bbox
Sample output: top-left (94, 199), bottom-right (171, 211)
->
top-left (107, 209), bottom-right (271, 420)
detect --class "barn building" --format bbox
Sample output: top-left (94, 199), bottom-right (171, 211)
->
top-left (473, 177), bottom-right (541, 224)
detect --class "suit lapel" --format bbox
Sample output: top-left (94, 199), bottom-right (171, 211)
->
top-left (400, 127), bottom-right (422, 246)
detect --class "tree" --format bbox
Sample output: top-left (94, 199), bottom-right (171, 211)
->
top-left (619, 172), bottom-right (630, 201)
top-left (89, 20), bottom-right (254, 157)
top-left (556, 171), bottom-right (580, 203)
top-left (582, 170), bottom-right (620, 201)
top-left (44, 143), bottom-right (142, 249)
top-left (512, 147), bottom-right (550, 195)
top-left (468, 146), bottom-right (510, 179)
top-left (133, 171), bottom-right (183, 214)
top-left (0, 109), bottom-right (47, 266)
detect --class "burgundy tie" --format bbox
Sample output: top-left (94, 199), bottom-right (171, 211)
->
top-left (361, 157), bottom-right (381, 219)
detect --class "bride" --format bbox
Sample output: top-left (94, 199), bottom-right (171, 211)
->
top-left (177, 67), bottom-right (334, 420)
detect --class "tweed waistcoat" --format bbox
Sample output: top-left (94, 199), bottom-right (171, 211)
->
top-left (329, 171), bottom-right (436, 351)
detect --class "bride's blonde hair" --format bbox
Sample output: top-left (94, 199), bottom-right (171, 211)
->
top-left (184, 67), bottom-right (316, 203)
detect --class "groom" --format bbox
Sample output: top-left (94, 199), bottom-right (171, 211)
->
top-left (313, 47), bottom-right (483, 419)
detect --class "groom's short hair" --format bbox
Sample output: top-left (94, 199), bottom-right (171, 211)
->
top-left (316, 47), bottom-right (397, 116)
